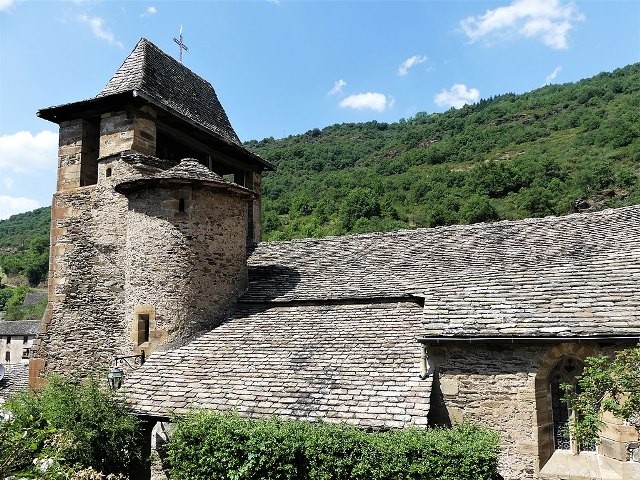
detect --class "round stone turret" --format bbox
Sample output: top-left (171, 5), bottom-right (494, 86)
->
top-left (115, 159), bottom-right (254, 355)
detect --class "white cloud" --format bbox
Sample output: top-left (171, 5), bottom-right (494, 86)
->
top-left (266, 0), bottom-right (280, 4)
top-left (544, 65), bottom-right (562, 84)
top-left (0, 195), bottom-right (40, 220)
top-left (339, 92), bottom-right (393, 112)
top-left (398, 55), bottom-right (427, 76)
top-left (328, 79), bottom-right (347, 96)
top-left (0, 131), bottom-right (58, 174)
top-left (0, 0), bottom-right (17, 12)
top-left (141, 6), bottom-right (157, 17)
top-left (434, 84), bottom-right (480, 109)
top-left (460, 0), bottom-right (584, 50)
top-left (79, 14), bottom-right (123, 48)
top-left (2, 176), bottom-right (14, 191)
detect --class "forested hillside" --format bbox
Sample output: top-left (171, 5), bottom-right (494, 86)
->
top-left (248, 63), bottom-right (640, 240)
top-left (1, 63), bottom-right (639, 267)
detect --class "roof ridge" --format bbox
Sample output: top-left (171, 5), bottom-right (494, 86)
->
top-left (255, 204), bottom-right (640, 247)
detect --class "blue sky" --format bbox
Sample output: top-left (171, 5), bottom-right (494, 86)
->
top-left (0, 0), bottom-right (638, 219)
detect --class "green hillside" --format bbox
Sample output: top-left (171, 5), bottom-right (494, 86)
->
top-left (0, 207), bottom-right (50, 251)
top-left (1, 63), bottom-right (639, 280)
top-left (248, 63), bottom-right (640, 241)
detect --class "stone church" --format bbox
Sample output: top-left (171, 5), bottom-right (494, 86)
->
top-left (31, 38), bottom-right (639, 479)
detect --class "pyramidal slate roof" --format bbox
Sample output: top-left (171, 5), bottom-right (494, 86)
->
top-left (97, 38), bottom-right (241, 146)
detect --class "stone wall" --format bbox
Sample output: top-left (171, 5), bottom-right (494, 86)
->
top-left (123, 184), bottom-right (249, 351)
top-left (31, 152), bottom-right (249, 381)
top-left (99, 106), bottom-right (157, 158)
top-left (57, 119), bottom-right (99, 191)
top-left (428, 342), bottom-right (636, 480)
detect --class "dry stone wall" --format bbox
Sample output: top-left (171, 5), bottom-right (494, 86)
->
top-left (428, 343), bottom-right (636, 480)
top-left (124, 184), bottom-right (248, 349)
top-left (32, 152), bottom-right (247, 379)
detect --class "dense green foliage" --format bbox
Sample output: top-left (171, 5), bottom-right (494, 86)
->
top-left (2, 64), bottom-right (639, 267)
top-left (0, 376), bottom-right (141, 479)
top-left (247, 63), bottom-right (640, 240)
top-left (0, 207), bottom-right (50, 251)
top-left (0, 234), bottom-right (49, 286)
top-left (166, 412), bottom-right (500, 480)
top-left (0, 283), bottom-right (47, 320)
top-left (566, 345), bottom-right (640, 447)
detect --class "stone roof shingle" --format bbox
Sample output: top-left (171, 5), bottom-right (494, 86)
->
top-left (125, 301), bottom-right (431, 428)
top-left (0, 364), bottom-right (29, 402)
top-left (245, 205), bottom-right (640, 338)
top-left (98, 38), bottom-right (241, 147)
top-left (0, 320), bottom-right (40, 336)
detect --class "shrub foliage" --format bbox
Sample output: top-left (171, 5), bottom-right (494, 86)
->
top-left (566, 345), bottom-right (640, 446)
top-left (166, 411), bottom-right (501, 480)
top-left (0, 376), bottom-right (141, 478)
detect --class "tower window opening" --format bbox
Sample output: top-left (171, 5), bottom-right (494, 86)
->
top-left (106, 167), bottom-right (112, 177)
top-left (137, 314), bottom-right (150, 345)
top-left (178, 198), bottom-right (185, 212)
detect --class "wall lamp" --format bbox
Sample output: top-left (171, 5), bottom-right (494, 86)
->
top-left (108, 352), bottom-right (145, 390)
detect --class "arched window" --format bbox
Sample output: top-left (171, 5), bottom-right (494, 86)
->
top-left (549, 357), bottom-right (595, 452)
top-left (105, 167), bottom-right (112, 177)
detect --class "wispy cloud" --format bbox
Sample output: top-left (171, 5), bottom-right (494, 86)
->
top-left (141, 6), bottom-right (157, 17)
top-left (0, 195), bottom-right (40, 220)
top-left (2, 176), bottom-right (14, 191)
top-left (0, 131), bottom-right (58, 174)
top-left (544, 65), bottom-right (562, 84)
top-left (266, 0), bottom-right (280, 4)
top-left (79, 14), bottom-right (123, 48)
top-left (339, 92), bottom-right (394, 112)
top-left (0, 0), bottom-right (17, 12)
top-left (460, 0), bottom-right (584, 50)
top-left (328, 79), bottom-right (347, 96)
top-left (398, 55), bottom-right (427, 76)
top-left (434, 84), bottom-right (480, 109)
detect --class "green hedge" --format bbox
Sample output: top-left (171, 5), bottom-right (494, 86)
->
top-left (166, 412), bottom-right (501, 480)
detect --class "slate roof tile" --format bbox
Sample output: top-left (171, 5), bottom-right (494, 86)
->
top-left (0, 364), bottom-right (29, 402)
top-left (98, 38), bottom-right (241, 146)
top-left (0, 320), bottom-right (40, 336)
top-left (124, 301), bottom-right (431, 428)
top-left (245, 205), bottom-right (640, 338)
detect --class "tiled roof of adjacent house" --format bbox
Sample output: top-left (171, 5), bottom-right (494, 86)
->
top-left (0, 364), bottom-right (29, 402)
top-left (0, 320), bottom-right (40, 336)
top-left (124, 301), bottom-right (431, 428)
top-left (98, 38), bottom-right (241, 146)
top-left (245, 205), bottom-right (640, 338)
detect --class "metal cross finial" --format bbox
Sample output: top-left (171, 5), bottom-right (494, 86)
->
top-left (173, 25), bottom-right (189, 63)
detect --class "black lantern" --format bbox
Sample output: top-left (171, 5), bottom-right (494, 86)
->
top-left (107, 351), bottom-right (145, 390)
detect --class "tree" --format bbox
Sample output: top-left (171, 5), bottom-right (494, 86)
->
top-left (566, 345), bottom-right (640, 447)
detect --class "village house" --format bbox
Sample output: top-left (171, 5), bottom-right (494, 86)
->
top-left (0, 319), bottom-right (40, 402)
top-left (31, 38), bottom-right (640, 480)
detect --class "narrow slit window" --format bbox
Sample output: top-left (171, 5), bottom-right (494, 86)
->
top-left (178, 198), bottom-right (185, 212)
top-left (137, 314), bottom-right (150, 345)
top-left (105, 167), bottom-right (112, 177)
